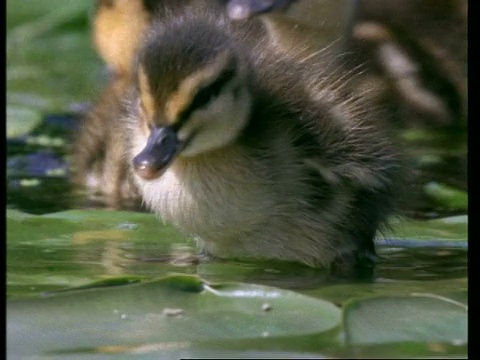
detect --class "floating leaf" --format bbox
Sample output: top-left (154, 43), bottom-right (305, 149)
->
top-left (6, 209), bottom-right (192, 298)
top-left (7, 1), bottom-right (90, 43)
top-left (6, 105), bottom-right (42, 138)
top-left (343, 294), bottom-right (467, 345)
top-left (324, 341), bottom-right (468, 359)
top-left (306, 278), bottom-right (468, 308)
top-left (381, 215), bottom-right (468, 243)
top-left (424, 182), bottom-right (468, 211)
top-left (7, 274), bottom-right (342, 358)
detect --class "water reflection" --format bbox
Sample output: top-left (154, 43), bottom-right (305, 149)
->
top-left (7, 227), bottom-right (467, 305)
top-left (376, 246), bottom-right (467, 282)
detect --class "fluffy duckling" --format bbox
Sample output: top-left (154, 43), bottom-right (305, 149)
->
top-left (349, 0), bottom-right (467, 127)
top-left (126, 4), bottom-right (400, 270)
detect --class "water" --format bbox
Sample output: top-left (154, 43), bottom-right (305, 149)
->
top-left (6, 200), bottom-right (468, 302)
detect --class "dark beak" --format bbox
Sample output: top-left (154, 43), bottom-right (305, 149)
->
top-left (133, 126), bottom-right (179, 180)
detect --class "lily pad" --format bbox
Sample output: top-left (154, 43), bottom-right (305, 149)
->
top-left (381, 215), bottom-right (468, 243)
top-left (424, 182), bottom-right (468, 212)
top-left (6, 209), bottom-right (192, 298)
top-left (324, 341), bottom-right (468, 359)
top-left (6, 208), bottom-right (181, 245)
top-left (7, 274), bottom-right (342, 358)
top-left (7, 1), bottom-right (91, 42)
top-left (343, 294), bottom-right (467, 345)
top-left (6, 105), bottom-right (42, 138)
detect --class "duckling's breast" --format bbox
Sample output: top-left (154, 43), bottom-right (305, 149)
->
top-left (135, 145), bottom-right (280, 241)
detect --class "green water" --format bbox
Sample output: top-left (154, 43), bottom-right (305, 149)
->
top-left (6, 1), bottom-right (467, 358)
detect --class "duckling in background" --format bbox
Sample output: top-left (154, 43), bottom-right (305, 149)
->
top-left (72, 0), bottom-right (153, 205)
top-left (93, 0), bottom-right (206, 76)
top-left (93, 0), bottom-right (151, 77)
top-left (72, 75), bottom-right (138, 206)
top-left (127, 4), bottom-right (400, 270)
top-left (349, 0), bottom-right (467, 127)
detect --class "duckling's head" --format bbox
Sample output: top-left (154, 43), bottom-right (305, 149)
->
top-left (94, 0), bottom-right (152, 75)
top-left (131, 16), bottom-right (252, 180)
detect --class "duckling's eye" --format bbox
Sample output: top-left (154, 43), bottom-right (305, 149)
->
top-left (192, 87), bottom-right (216, 109)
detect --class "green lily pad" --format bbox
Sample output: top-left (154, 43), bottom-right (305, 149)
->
top-left (306, 278), bottom-right (468, 308)
top-left (6, 105), bottom-right (42, 138)
top-left (6, 208), bottom-right (184, 246)
top-left (424, 182), bottom-right (468, 212)
top-left (324, 341), bottom-right (468, 359)
top-left (7, 274), bottom-right (341, 358)
top-left (381, 215), bottom-right (468, 243)
top-left (7, 1), bottom-right (91, 42)
top-left (7, 0), bottom-right (100, 112)
top-left (6, 209), bottom-right (193, 298)
top-left (343, 294), bottom-right (467, 345)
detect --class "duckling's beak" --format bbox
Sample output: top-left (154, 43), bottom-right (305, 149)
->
top-left (133, 126), bottom-right (179, 180)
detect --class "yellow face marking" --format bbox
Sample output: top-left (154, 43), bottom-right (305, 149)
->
top-left (138, 66), bottom-right (156, 126)
top-left (165, 51), bottom-right (235, 124)
top-left (164, 90), bottom-right (194, 126)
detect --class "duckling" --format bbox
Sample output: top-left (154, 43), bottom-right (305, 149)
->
top-left (126, 4), bottom-right (400, 270)
top-left (348, 0), bottom-right (467, 127)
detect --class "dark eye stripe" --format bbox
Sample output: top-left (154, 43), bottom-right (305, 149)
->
top-left (175, 65), bottom-right (237, 129)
